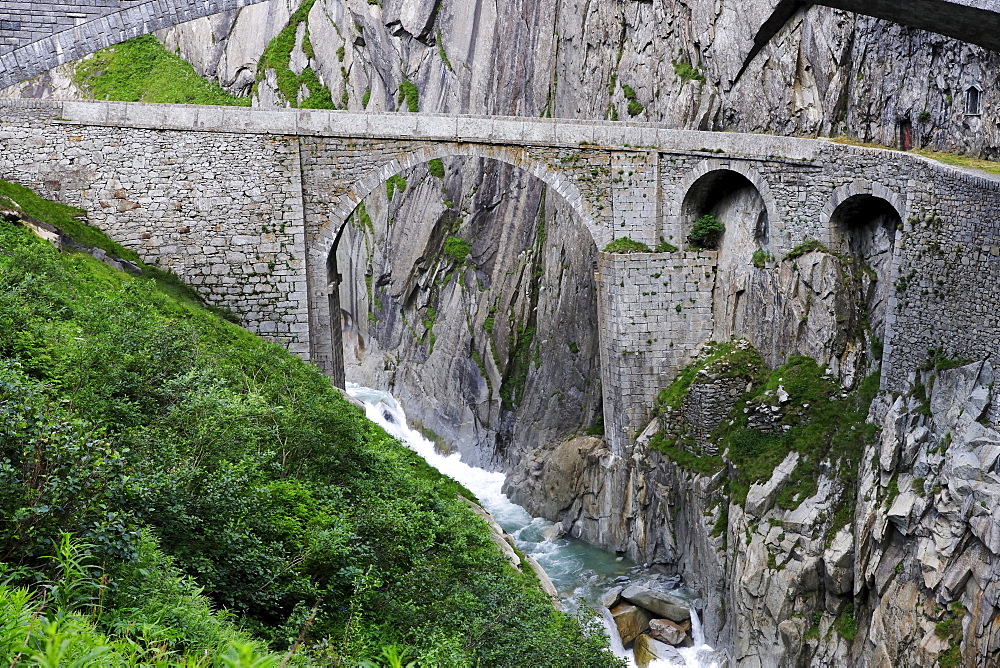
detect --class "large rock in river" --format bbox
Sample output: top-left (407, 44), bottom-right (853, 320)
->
top-left (610, 602), bottom-right (652, 645)
top-left (621, 585), bottom-right (691, 623)
top-left (634, 633), bottom-right (685, 667)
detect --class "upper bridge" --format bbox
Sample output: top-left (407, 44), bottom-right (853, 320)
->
top-left (742, 0), bottom-right (1000, 80)
top-left (1, 99), bottom-right (999, 450)
top-left (0, 0), bottom-right (272, 90)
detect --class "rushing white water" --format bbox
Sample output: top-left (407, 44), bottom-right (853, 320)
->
top-left (346, 383), bottom-right (718, 668)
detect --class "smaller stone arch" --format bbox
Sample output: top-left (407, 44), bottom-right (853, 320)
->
top-left (821, 180), bottom-right (905, 352)
top-left (668, 159), bottom-right (777, 253)
top-left (669, 159), bottom-right (779, 248)
top-left (820, 180), bottom-right (906, 246)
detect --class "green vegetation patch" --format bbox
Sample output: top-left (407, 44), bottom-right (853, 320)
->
top-left (752, 248), bottom-right (772, 269)
top-left (256, 0), bottom-right (336, 109)
top-left (603, 236), bottom-right (651, 253)
top-left (784, 238), bottom-right (835, 261)
top-left (621, 84), bottom-right (644, 117)
top-left (0, 182), bottom-right (622, 667)
top-left (385, 174), bottom-right (408, 201)
top-left (427, 158), bottom-right (446, 179)
top-left (398, 80), bottom-right (420, 112)
top-left (673, 60), bottom-right (706, 83)
top-left (715, 358), bottom-right (881, 510)
top-left (443, 235), bottom-right (472, 263)
top-left (688, 214), bottom-right (724, 249)
top-left (74, 35), bottom-right (250, 106)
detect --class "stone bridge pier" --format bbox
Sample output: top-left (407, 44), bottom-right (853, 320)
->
top-left (2, 100), bottom-right (1000, 456)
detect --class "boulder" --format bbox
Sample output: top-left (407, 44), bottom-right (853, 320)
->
top-left (601, 585), bottom-right (623, 609)
top-left (621, 585), bottom-right (691, 623)
top-left (634, 633), bottom-right (685, 667)
top-left (648, 618), bottom-right (688, 645)
top-left (610, 602), bottom-right (653, 645)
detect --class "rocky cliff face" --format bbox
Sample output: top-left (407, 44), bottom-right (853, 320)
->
top-left (7, 1), bottom-right (1000, 664)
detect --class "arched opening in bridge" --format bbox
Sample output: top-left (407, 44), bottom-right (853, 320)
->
top-left (681, 169), bottom-right (768, 253)
top-left (830, 194), bottom-right (901, 347)
top-left (325, 154), bottom-right (603, 472)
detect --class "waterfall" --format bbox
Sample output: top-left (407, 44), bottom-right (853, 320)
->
top-left (346, 383), bottom-right (719, 668)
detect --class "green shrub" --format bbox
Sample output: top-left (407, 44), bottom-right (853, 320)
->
top-left (255, 0), bottom-right (335, 109)
top-left (427, 158), bottom-right (445, 179)
top-left (673, 60), bottom-right (706, 83)
top-left (655, 239), bottom-right (679, 253)
top-left (386, 174), bottom-right (407, 200)
top-left (443, 236), bottom-right (471, 263)
top-left (398, 80), bottom-right (419, 112)
top-left (752, 248), bottom-right (771, 269)
top-left (603, 237), bottom-right (652, 253)
top-left (688, 214), bottom-right (724, 249)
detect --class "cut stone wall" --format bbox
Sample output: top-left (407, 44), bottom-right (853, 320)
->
top-left (596, 251), bottom-right (718, 451)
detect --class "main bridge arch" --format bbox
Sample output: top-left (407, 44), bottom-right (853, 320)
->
top-left (305, 143), bottom-right (606, 384)
top-left (310, 142), bottom-right (604, 264)
top-left (0, 0), bottom-right (273, 91)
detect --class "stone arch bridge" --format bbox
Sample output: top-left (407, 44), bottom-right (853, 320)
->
top-left (2, 99), bottom-right (999, 449)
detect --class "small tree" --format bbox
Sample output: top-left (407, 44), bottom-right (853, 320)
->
top-left (689, 214), bottom-right (724, 249)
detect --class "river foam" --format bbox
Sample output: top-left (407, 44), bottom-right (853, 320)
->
top-left (346, 383), bottom-right (717, 668)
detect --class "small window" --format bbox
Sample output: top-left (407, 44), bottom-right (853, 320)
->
top-left (966, 86), bottom-right (982, 116)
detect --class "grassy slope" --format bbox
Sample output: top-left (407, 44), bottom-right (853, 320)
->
top-left (73, 35), bottom-right (250, 106)
top-left (0, 183), bottom-right (620, 667)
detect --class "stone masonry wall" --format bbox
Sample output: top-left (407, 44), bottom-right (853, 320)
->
top-left (0, 99), bottom-right (311, 356)
top-left (597, 251), bottom-right (717, 453)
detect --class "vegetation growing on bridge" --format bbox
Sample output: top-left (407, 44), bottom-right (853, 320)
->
top-left (688, 213), bottom-right (724, 249)
top-left (603, 236), bottom-right (651, 253)
top-left (74, 35), bottom-right (250, 106)
top-left (0, 183), bottom-right (620, 666)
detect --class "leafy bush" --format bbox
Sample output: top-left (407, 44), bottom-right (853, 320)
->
top-left (673, 60), bottom-right (706, 83)
top-left (688, 214), bottom-right (724, 249)
top-left (443, 236), bottom-right (471, 263)
top-left (603, 237), bottom-right (651, 253)
top-left (398, 81), bottom-right (419, 112)
top-left (655, 239), bottom-right (679, 253)
top-left (751, 248), bottom-right (771, 269)
top-left (427, 158), bottom-right (445, 179)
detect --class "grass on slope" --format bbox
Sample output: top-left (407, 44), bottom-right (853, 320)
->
top-left (74, 34), bottom-right (250, 106)
top-left (0, 183), bottom-right (621, 666)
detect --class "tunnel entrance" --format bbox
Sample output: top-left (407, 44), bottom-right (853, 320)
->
top-left (830, 193), bottom-right (901, 345)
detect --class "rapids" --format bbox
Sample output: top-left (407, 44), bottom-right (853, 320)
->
top-left (347, 383), bottom-right (718, 668)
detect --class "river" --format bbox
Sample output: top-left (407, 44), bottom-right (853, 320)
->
top-left (346, 384), bottom-right (719, 668)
